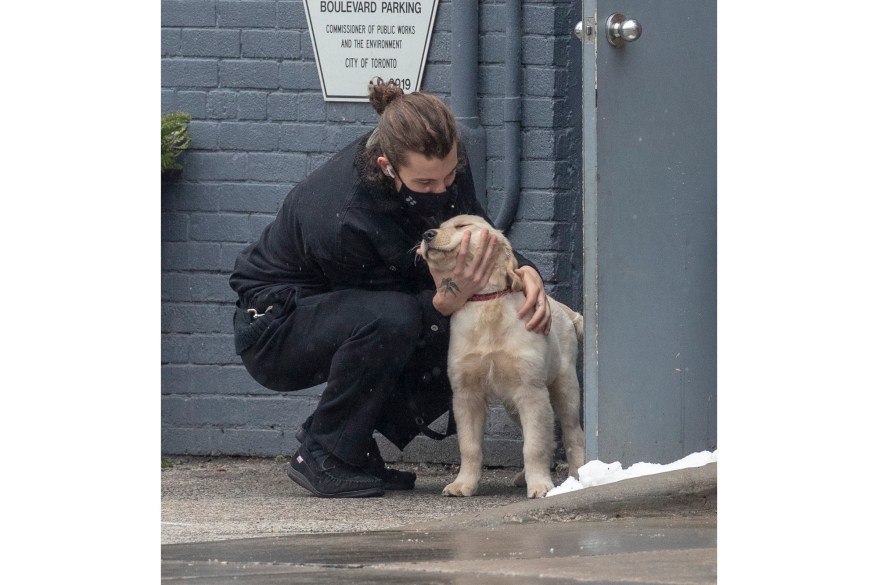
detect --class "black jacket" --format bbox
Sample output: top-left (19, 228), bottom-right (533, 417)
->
top-left (229, 131), bottom-right (537, 354)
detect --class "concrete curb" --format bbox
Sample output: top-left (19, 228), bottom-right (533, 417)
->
top-left (406, 462), bottom-right (717, 531)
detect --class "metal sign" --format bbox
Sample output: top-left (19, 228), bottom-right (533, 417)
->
top-left (303, 1), bottom-right (440, 102)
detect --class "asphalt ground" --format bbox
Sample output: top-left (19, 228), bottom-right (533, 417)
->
top-left (162, 457), bottom-right (717, 583)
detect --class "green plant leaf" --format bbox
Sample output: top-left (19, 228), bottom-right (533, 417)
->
top-left (161, 111), bottom-right (192, 174)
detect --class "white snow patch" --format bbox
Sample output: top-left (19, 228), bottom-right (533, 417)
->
top-left (546, 450), bottom-right (717, 497)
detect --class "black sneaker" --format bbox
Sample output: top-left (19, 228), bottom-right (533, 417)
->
top-left (365, 438), bottom-right (416, 490)
top-left (286, 442), bottom-right (384, 498)
top-left (295, 428), bottom-right (416, 491)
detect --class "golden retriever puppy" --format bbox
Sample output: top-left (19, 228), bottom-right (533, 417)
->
top-left (419, 215), bottom-right (585, 498)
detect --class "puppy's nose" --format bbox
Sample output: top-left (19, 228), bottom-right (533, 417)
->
top-left (422, 229), bottom-right (437, 243)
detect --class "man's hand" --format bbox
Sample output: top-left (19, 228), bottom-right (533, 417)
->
top-left (429, 230), bottom-right (500, 316)
top-left (515, 265), bottom-right (552, 335)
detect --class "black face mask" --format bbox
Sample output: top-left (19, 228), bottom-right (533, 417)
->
top-left (399, 179), bottom-right (453, 218)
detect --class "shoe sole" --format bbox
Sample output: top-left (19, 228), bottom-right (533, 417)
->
top-left (286, 464), bottom-right (384, 498)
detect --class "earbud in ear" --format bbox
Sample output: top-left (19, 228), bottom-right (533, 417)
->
top-left (385, 164), bottom-right (396, 179)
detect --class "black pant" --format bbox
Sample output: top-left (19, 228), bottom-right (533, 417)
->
top-left (239, 289), bottom-right (453, 467)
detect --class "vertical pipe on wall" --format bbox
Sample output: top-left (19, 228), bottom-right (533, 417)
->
top-left (451, 0), bottom-right (487, 208)
top-left (494, 0), bottom-right (522, 231)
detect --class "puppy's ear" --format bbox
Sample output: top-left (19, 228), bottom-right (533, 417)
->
top-left (504, 243), bottom-right (524, 292)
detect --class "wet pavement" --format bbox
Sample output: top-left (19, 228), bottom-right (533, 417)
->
top-left (161, 458), bottom-right (716, 583)
top-left (162, 515), bottom-right (715, 584)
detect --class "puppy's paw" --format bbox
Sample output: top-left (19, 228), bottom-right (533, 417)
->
top-left (527, 480), bottom-right (554, 498)
top-left (442, 480), bottom-right (478, 497)
top-left (512, 470), bottom-right (526, 487)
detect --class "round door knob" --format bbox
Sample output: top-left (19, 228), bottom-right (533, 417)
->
top-left (606, 13), bottom-right (642, 48)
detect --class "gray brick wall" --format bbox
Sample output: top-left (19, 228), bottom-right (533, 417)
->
top-left (161, 0), bottom-right (582, 464)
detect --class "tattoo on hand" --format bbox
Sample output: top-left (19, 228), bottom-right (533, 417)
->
top-left (440, 278), bottom-right (461, 296)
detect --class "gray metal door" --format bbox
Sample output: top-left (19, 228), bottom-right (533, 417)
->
top-left (580, 0), bottom-right (717, 465)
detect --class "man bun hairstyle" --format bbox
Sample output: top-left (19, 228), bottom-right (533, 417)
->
top-left (367, 77), bottom-right (405, 115)
top-left (367, 78), bottom-right (458, 169)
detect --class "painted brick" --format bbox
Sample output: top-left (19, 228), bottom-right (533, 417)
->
top-left (478, 97), bottom-right (503, 126)
top-left (181, 28), bottom-right (240, 57)
top-left (512, 251), bottom-right (565, 282)
top-left (427, 31), bottom-right (450, 62)
top-left (162, 241), bottom-right (223, 271)
top-left (521, 159), bottom-right (557, 189)
top-left (162, 333), bottom-right (188, 363)
top-left (162, 28), bottom-right (181, 56)
top-left (279, 61), bottom-right (320, 90)
top-left (300, 32), bottom-right (314, 59)
top-left (162, 364), bottom-right (273, 395)
top-left (218, 122), bottom-right (279, 151)
top-left (238, 91), bottom-right (268, 119)
top-left (246, 396), bottom-right (315, 428)
top-left (161, 427), bottom-right (287, 456)
top-left (190, 212), bottom-right (252, 242)
top-left (162, 303), bottom-right (229, 334)
top-left (483, 126), bottom-right (503, 158)
top-left (187, 120), bottom-right (220, 149)
top-left (524, 66), bottom-right (566, 98)
top-left (161, 1), bottom-right (216, 27)
top-left (523, 35), bottom-right (555, 66)
top-left (433, 0), bottom-right (451, 31)
top-left (221, 242), bottom-right (251, 271)
top-left (523, 128), bottom-right (556, 159)
top-left (486, 405), bottom-right (522, 439)
top-left (514, 191), bottom-right (555, 222)
top-left (161, 212), bottom-right (189, 242)
top-left (401, 436), bottom-right (523, 467)
top-left (297, 93), bottom-right (326, 121)
top-left (162, 90), bottom-right (176, 113)
top-left (162, 273), bottom-right (192, 302)
top-left (507, 221), bottom-right (571, 251)
top-left (218, 428), bottom-right (290, 456)
top-left (325, 102), bottom-right (370, 123)
top-left (523, 5), bottom-right (558, 35)
top-left (162, 183), bottom-right (222, 212)
top-left (485, 160), bottom-right (501, 192)
top-left (175, 90), bottom-right (208, 118)
top-left (242, 30), bottom-right (300, 59)
top-left (183, 333), bottom-right (238, 364)
top-left (190, 273), bottom-right (238, 302)
top-left (249, 214), bottom-right (276, 240)
top-left (421, 63), bottom-right (450, 92)
top-left (479, 3), bottom-right (504, 33)
top-left (277, 1), bottom-right (306, 29)
top-left (327, 124), bottom-right (369, 151)
top-left (162, 59), bottom-right (218, 88)
top-left (182, 152), bottom-right (248, 181)
top-left (479, 33), bottom-right (505, 64)
top-left (163, 395), bottom-right (310, 427)
top-left (216, 1), bottom-right (277, 28)
top-left (214, 183), bottom-right (289, 212)
top-left (163, 363), bottom-right (326, 397)
top-left (479, 64), bottom-right (504, 97)
top-left (267, 92), bottom-right (298, 120)
top-left (278, 123), bottom-right (328, 152)
top-left (219, 60), bottom-right (279, 89)
top-left (206, 90), bottom-right (238, 119)
top-left (247, 153), bottom-right (308, 182)
top-left (522, 97), bottom-right (558, 128)
top-left (308, 153), bottom-right (334, 174)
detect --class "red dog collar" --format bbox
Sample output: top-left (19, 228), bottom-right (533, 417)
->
top-left (468, 288), bottom-right (513, 302)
